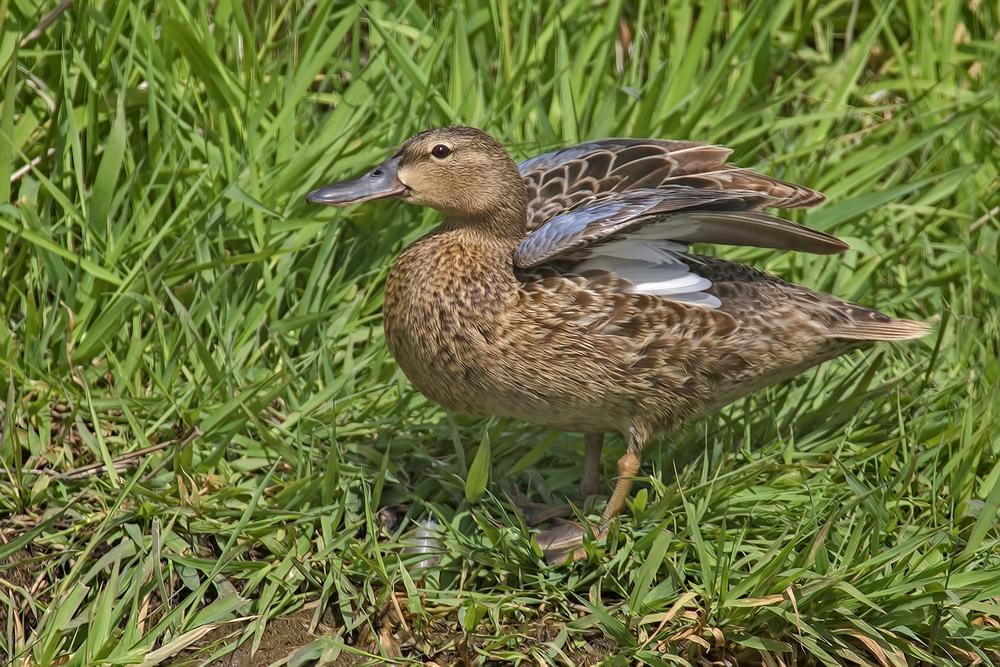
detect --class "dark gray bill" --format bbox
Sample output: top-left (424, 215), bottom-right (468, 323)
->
top-left (306, 156), bottom-right (408, 207)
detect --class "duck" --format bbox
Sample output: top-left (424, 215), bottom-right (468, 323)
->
top-left (307, 126), bottom-right (930, 564)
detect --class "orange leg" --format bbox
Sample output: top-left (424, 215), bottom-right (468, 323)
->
top-left (536, 426), bottom-right (648, 564)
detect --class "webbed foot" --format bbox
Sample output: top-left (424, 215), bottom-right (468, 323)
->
top-left (534, 521), bottom-right (607, 565)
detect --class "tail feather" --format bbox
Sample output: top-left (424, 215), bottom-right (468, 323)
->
top-left (827, 306), bottom-right (934, 341)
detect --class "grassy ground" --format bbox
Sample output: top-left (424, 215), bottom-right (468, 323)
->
top-left (1, 0), bottom-right (999, 664)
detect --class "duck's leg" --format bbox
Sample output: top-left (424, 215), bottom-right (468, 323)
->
top-left (537, 426), bottom-right (647, 564)
top-left (514, 501), bottom-right (574, 526)
top-left (516, 432), bottom-right (605, 526)
top-left (580, 433), bottom-right (604, 499)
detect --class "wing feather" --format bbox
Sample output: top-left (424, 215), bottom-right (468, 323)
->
top-left (515, 138), bottom-right (841, 270)
top-left (515, 138), bottom-right (844, 310)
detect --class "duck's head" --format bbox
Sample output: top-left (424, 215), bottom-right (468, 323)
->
top-left (307, 126), bottom-right (527, 223)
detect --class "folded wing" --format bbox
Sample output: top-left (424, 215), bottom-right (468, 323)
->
top-left (514, 139), bottom-right (846, 309)
top-left (515, 139), bottom-right (844, 269)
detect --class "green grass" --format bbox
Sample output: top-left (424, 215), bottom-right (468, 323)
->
top-left (1, 0), bottom-right (999, 664)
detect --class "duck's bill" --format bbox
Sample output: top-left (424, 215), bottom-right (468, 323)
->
top-left (306, 156), bottom-right (409, 207)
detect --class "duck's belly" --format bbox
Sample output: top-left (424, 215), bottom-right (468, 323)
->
top-left (383, 287), bottom-right (634, 433)
top-left (385, 318), bottom-right (632, 433)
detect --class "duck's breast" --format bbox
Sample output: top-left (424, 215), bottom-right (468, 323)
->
top-left (382, 232), bottom-right (520, 416)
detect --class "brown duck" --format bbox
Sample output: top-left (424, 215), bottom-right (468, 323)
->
top-left (307, 126), bottom-right (930, 563)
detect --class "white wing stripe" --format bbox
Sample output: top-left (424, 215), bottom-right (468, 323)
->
top-left (590, 238), bottom-right (687, 264)
top-left (573, 242), bottom-right (722, 308)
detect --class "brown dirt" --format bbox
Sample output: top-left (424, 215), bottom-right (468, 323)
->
top-left (0, 537), bottom-right (54, 665)
top-left (169, 608), bottom-right (359, 667)
top-left (169, 597), bottom-right (615, 667)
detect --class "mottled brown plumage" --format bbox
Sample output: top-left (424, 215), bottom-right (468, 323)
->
top-left (307, 126), bottom-right (931, 563)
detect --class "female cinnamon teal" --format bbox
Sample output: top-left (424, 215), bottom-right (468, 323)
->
top-left (307, 127), bottom-right (930, 563)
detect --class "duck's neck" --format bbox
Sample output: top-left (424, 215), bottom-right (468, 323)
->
top-left (390, 208), bottom-right (525, 314)
top-left (436, 170), bottom-right (529, 255)
top-left (391, 181), bottom-right (529, 305)
top-left (437, 209), bottom-right (526, 257)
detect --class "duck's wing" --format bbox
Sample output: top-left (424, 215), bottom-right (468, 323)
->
top-left (515, 139), bottom-right (845, 270)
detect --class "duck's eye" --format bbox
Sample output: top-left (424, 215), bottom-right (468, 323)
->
top-left (431, 144), bottom-right (452, 159)
top-left (371, 168), bottom-right (383, 177)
